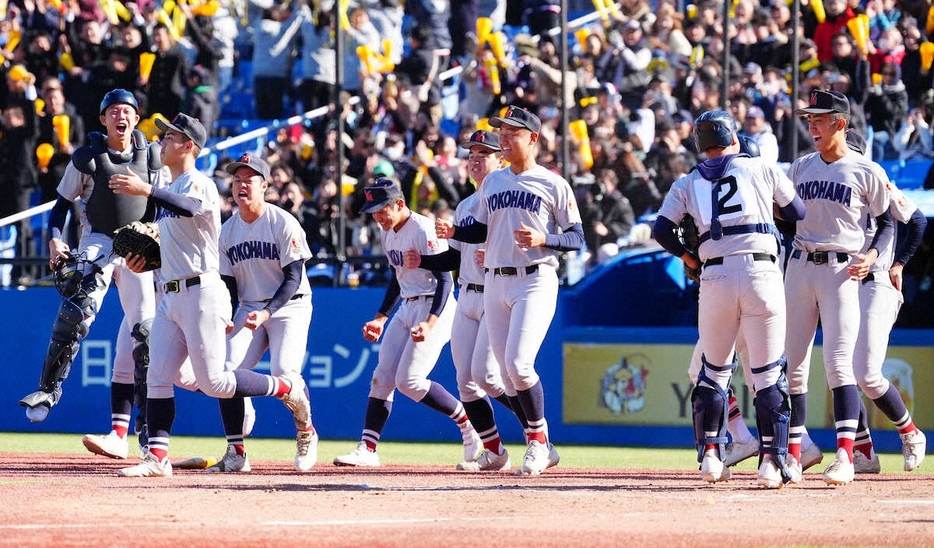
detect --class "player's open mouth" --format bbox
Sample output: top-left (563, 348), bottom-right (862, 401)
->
top-left (116, 123), bottom-right (128, 133)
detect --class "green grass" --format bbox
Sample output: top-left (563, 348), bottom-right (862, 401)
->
top-left (0, 432), bottom-right (917, 472)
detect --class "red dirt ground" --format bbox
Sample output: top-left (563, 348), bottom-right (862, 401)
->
top-left (1, 452), bottom-right (933, 547)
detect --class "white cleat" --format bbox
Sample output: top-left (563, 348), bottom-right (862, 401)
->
top-left (516, 440), bottom-right (550, 476)
top-left (460, 422), bottom-right (483, 462)
top-left (82, 431), bottom-right (129, 459)
top-left (295, 430), bottom-right (319, 472)
top-left (333, 441), bottom-right (380, 467)
top-left (901, 430), bottom-right (926, 472)
top-left (800, 442), bottom-right (824, 471)
top-left (279, 371), bottom-right (312, 432)
top-left (117, 452), bottom-right (173, 478)
top-left (206, 444), bottom-right (251, 473)
top-left (757, 454), bottom-right (783, 489)
top-left (822, 448), bottom-right (855, 486)
top-left (785, 454), bottom-right (803, 484)
top-left (700, 449), bottom-right (731, 483)
top-left (723, 438), bottom-right (759, 467)
top-left (546, 443), bottom-right (560, 469)
top-left (853, 450), bottom-right (881, 474)
top-left (457, 448), bottom-right (511, 472)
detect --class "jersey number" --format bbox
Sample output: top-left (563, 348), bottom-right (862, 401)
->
top-left (715, 176), bottom-right (742, 217)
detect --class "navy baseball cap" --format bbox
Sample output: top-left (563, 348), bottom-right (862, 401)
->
top-left (460, 130), bottom-right (500, 152)
top-left (225, 153), bottom-right (270, 180)
top-left (797, 89), bottom-right (850, 115)
top-left (490, 106), bottom-right (542, 134)
top-left (361, 177), bottom-right (404, 214)
top-left (156, 113), bottom-right (207, 149)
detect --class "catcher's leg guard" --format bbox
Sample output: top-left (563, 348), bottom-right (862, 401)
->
top-left (692, 354), bottom-right (734, 462)
top-left (754, 357), bottom-right (793, 483)
top-left (131, 318), bottom-right (152, 448)
top-left (20, 296), bottom-right (95, 418)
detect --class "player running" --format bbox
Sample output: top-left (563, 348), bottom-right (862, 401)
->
top-left (333, 177), bottom-right (482, 467)
top-left (654, 110), bottom-right (805, 488)
top-left (784, 90), bottom-right (893, 486)
top-left (436, 106), bottom-right (584, 475)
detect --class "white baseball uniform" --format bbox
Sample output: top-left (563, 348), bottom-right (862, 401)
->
top-left (369, 211), bottom-right (455, 402)
top-left (220, 203), bottom-right (313, 377)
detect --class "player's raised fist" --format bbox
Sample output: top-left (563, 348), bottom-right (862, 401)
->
top-left (363, 320), bottom-right (383, 342)
top-left (403, 249), bottom-right (421, 269)
top-left (436, 218), bottom-right (455, 239)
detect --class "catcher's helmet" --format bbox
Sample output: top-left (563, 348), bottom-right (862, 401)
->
top-left (100, 88), bottom-right (139, 114)
top-left (738, 135), bottom-right (760, 158)
top-left (694, 110), bottom-right (736, 152)
top-left (53, 253), bottom-right (97, 299)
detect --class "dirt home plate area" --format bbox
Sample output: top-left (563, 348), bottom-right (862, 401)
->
top-left (1, 453), bottom-right (932, 547)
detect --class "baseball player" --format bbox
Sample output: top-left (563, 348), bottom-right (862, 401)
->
top-left (654, 110), bottom-right (805, 488)
top-left (842, 129), bottom-right (927, 473)
top-left (333, 177), bottom-right (482, 467)
top-left (784, 90), bottom-right (893, 486)
top-left (403, 130), bottom-right (523, 471)
top-left (436, 106), bottom-right (584, 475)
top-left (109, 113), bottom-right (311, 478)
top-left (208, 153), bottom-right (318, 473)
top-left (19, 90), bottom-right (159, 462)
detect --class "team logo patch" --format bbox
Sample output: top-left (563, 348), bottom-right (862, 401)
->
top-left (809, 91), bottom-right (819, 106)
top-left (427, 239), bottom-right (438, 251)
top-left (365, 190), bottom-right (373, 201)
top-left (600, 356), bottom-right (648, 415)
top-left (240, 153), bottom-right (251, 162)
top-left (291, 237), bottom-right (300, 251)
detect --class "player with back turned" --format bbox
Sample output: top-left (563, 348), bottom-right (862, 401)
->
top-left (436, 106), bottom-right (584, 475)
top-left (653, 110), bottom-right (805, 488)
top-left (108, 113), bottom-right (312, 477)
top-left (784, 90), bottom-right (893, 486)
top-left (20, 89), bottom-right (160, 463)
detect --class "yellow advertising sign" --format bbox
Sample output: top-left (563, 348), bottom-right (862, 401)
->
top-left (563, 343), bottom-right (934, 430)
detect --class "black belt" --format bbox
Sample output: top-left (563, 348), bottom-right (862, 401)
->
top-left (464, 283), bottom-right (484, 293)
top-left (490, 265), bottom-right (539, 276)
top-left (792, 249), bottom-right (849, 265)
top-left (704, 253), bottom-right (775, 268)
top-left (263, 294), bottom-right (305, 303)
top-left (862, 272), bottom-right (875, 285)
top-left (164, 276), bottom-right (200, 293)
top-left (405, 295), bottom-right (432, 302)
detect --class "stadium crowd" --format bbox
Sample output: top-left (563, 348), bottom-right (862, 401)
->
top-left (2, 0), bottom-right (934, 315)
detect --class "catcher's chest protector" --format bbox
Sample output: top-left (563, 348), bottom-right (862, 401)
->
top-left (78, 130), bottom-right (153, 235)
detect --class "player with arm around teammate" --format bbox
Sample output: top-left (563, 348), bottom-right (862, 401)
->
top-left (653, 110), bottom-right (806, 488)
top-left (403, 130), bottom-right (525, 472)
top-left (20, 89), bottom-right (159, 464)
top-left (333, 177), bottom-right (483, 467)
top-left (207, 153), bottom-right (319, 473)
top-left (840, 129), bottom-right (927, 474)
top-left (784, 90), bottom-right (893, 486)
top-left (436, 106), bottom-right (585, 475)
top-left (109, 114), bottom-right (312, 477)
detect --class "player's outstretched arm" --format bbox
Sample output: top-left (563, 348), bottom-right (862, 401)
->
top-left (405, 248), bottom-right (461, 271)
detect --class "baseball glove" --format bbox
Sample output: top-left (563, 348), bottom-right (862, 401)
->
top-left (112, 221), bottom-right (161, 271)
top-left (683, 255), bottom-right (701, 284)
top-left (678, 215), bottom-right (700, 254)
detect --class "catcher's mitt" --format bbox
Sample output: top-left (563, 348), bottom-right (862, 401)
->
top-left (112, 221), bottom-right (161, 271)
top-left (678, 215), bottom-right (700, 254)
top-left (683, 255), bottom-right (701, 284)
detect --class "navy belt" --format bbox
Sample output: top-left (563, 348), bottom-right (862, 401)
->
top-left (263, 294), bottom-right (305, 303)
top-left (862, 272), bottom-right (875, 285)
top-left (405, 295), bottom-right (432, 302)
top-left (490, 265), bottom-right (539, 276)
top-left (465, 283), bottom-right (484, 293)
top-left (792, 249), bottom-right (849, 265)
top-left (164, 276), bottom-right (200, 293)
top-left (704, 253), bottom-right (775, 268)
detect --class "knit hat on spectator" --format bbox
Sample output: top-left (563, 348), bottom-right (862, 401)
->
top-left (490, 106), bottom-right (542, 134)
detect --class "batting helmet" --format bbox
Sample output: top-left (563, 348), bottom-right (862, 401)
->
top-left (738, 135), bottom-right (760, 157)
top-left (693, 110), bottom-right (736, 152)
top-left (100, 88), bottom-right (139, 114)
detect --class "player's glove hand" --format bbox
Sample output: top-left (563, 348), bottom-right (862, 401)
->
top-left (112, 221), bottom-right (161, 271)
top-left (683, 252), bottom-right (701, 283)
top-left (678, 215), bottom-right (700, 254)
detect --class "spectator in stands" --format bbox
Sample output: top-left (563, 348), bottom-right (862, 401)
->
top-left (740, 105), bottom-right (779, 164)
top-left (184, 65), bottom-right (218, 139)
top-left (605, 19), bottom-right (652, 111)
top-left (343, 5), bottom-right (381, 98)
top-left (589, 168), bottom-right (635, 265)
top-left (61, 17), bottom-right (111, 126)
top-left (394, 25), bottom-right (443, 125)
top-left (813, 0), bottom-right (856, 62)
top-left (306, 176), bottom-right (341, 257)
top-left (23, 31), bottom-right (60, 88)
top-left (866, 60), bottom-right (908, 160)
top-left (252, 1), bottom-right (299, 119)
top-left (893, 93), bottom-right (934, 161)
top-left (829, 31), bottom-right (871, 107)
top-left (616, 144), bottom-right (660, 218)
top-left (647, 1), bottom-right (691, 61)
top-left (899, 18), bottom-right (931, 108)
top-left (521, 36), bottom-right (577, 116)
top-left (0, 96), bottom-right (38, 284)
top-left (298, 4), bottom-right (336, 113)
top-left (144, 23), bottom-right (189, 121)
top-left (364, 0), bottom-right (404, 65)
top-left (179, 5), bottom-right (223, 89)
top-left (210, 5), bottom-right (239, 95)
top-left (114, 22), bottom-right (149, 92)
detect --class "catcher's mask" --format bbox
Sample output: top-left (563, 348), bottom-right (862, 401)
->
top-left (53, 252), bottom-right (102, 299)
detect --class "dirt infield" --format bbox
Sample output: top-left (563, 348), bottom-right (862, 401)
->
top-left (1, 452), bottom-right (933, 548)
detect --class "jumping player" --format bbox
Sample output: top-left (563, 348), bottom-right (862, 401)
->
top-left (785, 90), bottom-right (893, 486)
top-left (20, 89), bottom-right (159, 463)
top-left (333, 177), bottom-right (482, 467)
top-left (109, 113), bottom-right (311, 477)
top-left (654, 110), bottom-right (805, 488)
top-left (436, 106), bottom-right (584, 475)
top-left (209, 153), bottom-right (319, 473)
top-left (404, 130), bottom-right (522, 472)
top-left (843, 130), bottom-right (927, 473)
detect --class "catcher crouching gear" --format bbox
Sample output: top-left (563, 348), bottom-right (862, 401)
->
top-left (112, 221), bottom-right (161, 271)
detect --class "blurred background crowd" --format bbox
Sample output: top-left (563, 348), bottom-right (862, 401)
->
top-left (2, 0), bottom-right (934, 324)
